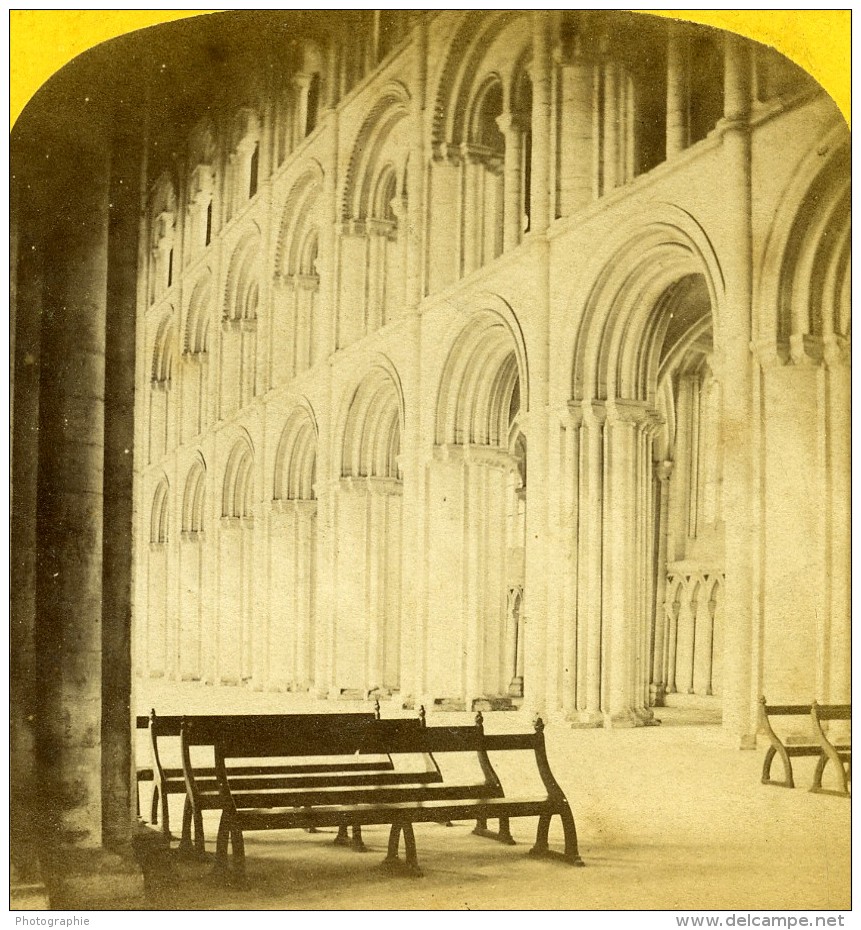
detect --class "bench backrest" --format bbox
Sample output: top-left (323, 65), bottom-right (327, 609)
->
top-left (201, 713), bottom-right (563, 814)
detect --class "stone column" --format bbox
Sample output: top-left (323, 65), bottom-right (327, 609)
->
top-left (650, 461), bottom-right (673, 705)
top-left (666, 23), bottom-right (690, 158)
top-left (293, 73), bottom-right (312, 146)
top-left (557, 41), bottom-right (594, 215)
top-left (719, 35), bottom-right (756, 747)
top-left (530, 11), bottom-right (551, 234)
top-left (102, 117), bottom-right (142, 851)
top-left (601, 57), bottom-right (621, 193)
top-left (407, 15), bottom-right (427, 306)
top-left (575, 402), bottom-right (605, 724)
top-left (496, 112), bottom-right (524, 252)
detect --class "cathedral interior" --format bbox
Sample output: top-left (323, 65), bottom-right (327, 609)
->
top-left (10, 10), bottom-right (850, 911)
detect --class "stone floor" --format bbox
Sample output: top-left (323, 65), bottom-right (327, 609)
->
top-left (134, 678), bottom-right (851, 911)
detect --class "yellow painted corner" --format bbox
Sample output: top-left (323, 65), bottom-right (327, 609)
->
top-left (9, 10), bottom-right (851, 130)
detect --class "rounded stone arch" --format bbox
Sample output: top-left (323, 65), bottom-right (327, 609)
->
top-left (467, 73), bottom-right (505, 148)
top-left (182, 454), bottom-right (207, 533)
top-left (431, 10), bottom-right (531, 151)
top-left (150, 475), bottom-right (171, 544)
top-left (340, 81), bottom-right (411, 222)
top-left (223, 225), bottom-right (262, 322)
top-left (756, 126), bottom-right (850, 352)
top-left (222, 432), bottom-right (255, 518)
top-left (273, 401), bottom-right (319, 502)
top-left (567, 205), bottom-right (725, 406)
top-left (273, 161), bottom-right (324, 277)
top-left (187, 115), bottom-right (217, 168)
top-left (185, 271), bottom-right (212, 355)
top-left (339, 358), bottom-right (405, 480)
top-left (149, 170), bottom-right (177, 224)
top-left (435, 296), bottom-right (529, 448)
top-left (151, 310), bottom-right (176, 383)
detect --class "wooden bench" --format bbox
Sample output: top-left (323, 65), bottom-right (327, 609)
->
top-left (180, 709), bottom-right (392, 857)
top-left (138, 708), bottom-right (382, 852)
top-left (185, 710), bottom-right (584, 884)
top-left (759, 697), bottom-right (851, 795)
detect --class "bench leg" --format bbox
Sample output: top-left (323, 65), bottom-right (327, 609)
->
top-left (529, 806), bottom-right (585, 867)
top-left (178, 798), bottom-right (195, 857)
top-left (334, 825), bottom-right (350, 846)
top-left (472, 816), bottom-right (516, 845)
top-left (762, 745), bottom-right (795, 789)
top-left (811, 752), bottom-right (851, 797)
top-left (150, 784), bottom-right (160, 826)
top-left (381, 824), bottom-right (422, 877)
top-left (212, 814), bottom-right (248, 888)
top-left (159, 785), bottom-right (172, 841)
top-left (213, 813), bottom-right (230, 879)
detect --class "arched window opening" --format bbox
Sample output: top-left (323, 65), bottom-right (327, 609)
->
top-left (306, 73), bottom-right (321, 136)
top-left (249, 142), bottom-right (259, 198)
top-left (151, 481), bottom-right (170, 545)
top-left (182, 460), bottom-right (207, 535)
top-left (689, 35), bottom-right (723, 144)
top-left (205, 201), bottom-right (212, 246)
top-left (465, 78), bottom-right (505, 270)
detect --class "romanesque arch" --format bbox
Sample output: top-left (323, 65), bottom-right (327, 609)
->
top-left (148, 172), bottom-right (177, 305)
top-left (339, 84), bottom-right (411, 345)
top-left (424, 304), bottom-right (527, 708)
top-left (185, 117), bottom-right (217, 262)
top-left (182, 272), bottom-right (212, 442)
top-left (273, 165), bottom-right (324, 384)
top-left (428, 11), bottom-right (533, 285)
top-left (330, 363), bottom-right (403, 696)
top-left (218, 435), bottom-right (256, 683)
top-left (145, 476), bottom-right (171, 678)
top-left (178, 455), bottom-right (207, 681)
top-left (220, 228), bottom-right (261, 416)
top-left (753, 131), bottom-right (850, 705)
top-left (270, 404), bottom-right (319, 691)
top-left (149, 312), bottom-right (176, 463)
top-left (563, 213), bottom-right (725, 726)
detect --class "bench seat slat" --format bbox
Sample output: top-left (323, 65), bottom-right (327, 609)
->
top-left (228, 782), bottom-right (505, 811)
top-left (234, 794), bottom-right (556, 830)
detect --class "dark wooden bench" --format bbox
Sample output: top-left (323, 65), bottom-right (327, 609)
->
top-left (759, 696), bottom-right (851, 795)
top-left (185, 710), bottom-right (584, 884)
top-left (138, 708), bottom-right (382, 852)
top-left (180, 709), bottom-right (392, 857)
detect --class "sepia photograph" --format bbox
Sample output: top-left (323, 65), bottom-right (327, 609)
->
top-left (9, 8), bottom-right (851, 918)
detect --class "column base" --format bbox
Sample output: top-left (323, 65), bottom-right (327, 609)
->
top-left (41, 846), bottom-right (145, 909)
top-left (11, 861), bottom-right (49, 911)
top-left (558, 709), bottom-right (605, 729)
top-left (603, 709), bottom-right (646, 728)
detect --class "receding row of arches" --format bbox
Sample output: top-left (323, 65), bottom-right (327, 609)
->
top-left (141, 137), bottom-right (849, 719)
